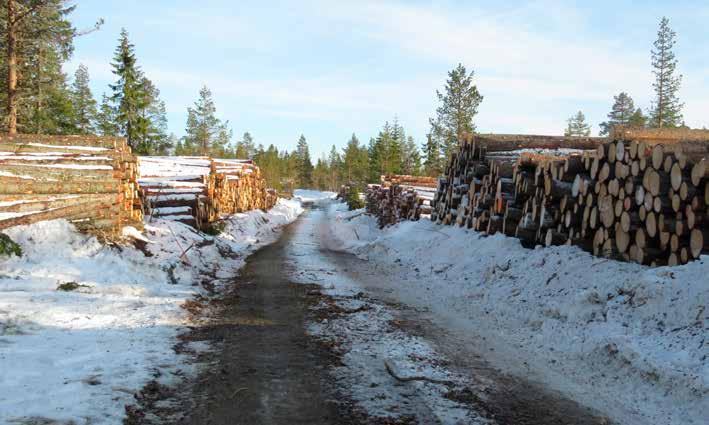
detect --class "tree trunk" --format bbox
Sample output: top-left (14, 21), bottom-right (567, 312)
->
top-left (7, 0), bottom-right (18, 135)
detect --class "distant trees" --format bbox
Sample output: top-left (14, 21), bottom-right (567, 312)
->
top-left (294, 135), bottom-right (314, 188)
top-left (649, 17), bottom-right (683, 128)
top-left (599, 92), bottom-right (646, 136)
top-left (234, 131), bottom-right (256, 159)
top-left (422, 131), bottom-right (444, 177)
top-left (342, 133), bottom-right (369, 189)
top-left (564, 111), bottom-right (591, 137)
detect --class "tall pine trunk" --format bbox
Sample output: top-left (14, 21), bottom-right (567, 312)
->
top-left (7, 0), bottom-right (18, 135)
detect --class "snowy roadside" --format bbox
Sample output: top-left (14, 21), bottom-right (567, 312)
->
top-left (285, 206), bottom-right (492, 424)
top-left (325, 202), bottom-right (709, 425)
top-left (0, 198), bottom-right (302, 425)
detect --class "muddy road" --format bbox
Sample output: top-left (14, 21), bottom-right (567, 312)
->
top-left (128, 205), bottom-right (611, 425)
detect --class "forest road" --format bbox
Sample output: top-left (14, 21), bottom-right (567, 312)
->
top-left (127, 204), bottom-right (612, 425)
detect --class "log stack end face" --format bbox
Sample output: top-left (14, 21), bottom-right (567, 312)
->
top-left (429, 132), bottom-right (709, 267)
top-left (0, 134), bottom-right (142, 234)
top-left (138, 156), bottom-right (277, 230)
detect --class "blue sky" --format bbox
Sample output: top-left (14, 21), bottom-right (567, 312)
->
top-left (66, 1), bottom-right (709, 159)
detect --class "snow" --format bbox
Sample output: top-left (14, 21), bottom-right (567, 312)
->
top-left (151, 206), bottom-right (193, 216)
top-left (25, 163), bottom-right (114, 170)
top-left (137, 156), bottom-right (211, 179)
top-left (0, 170), bottom-right (35, 180)
top-left (325, 203), bottom-right (709, 425)
top-left (293, 189), bottom-right (336, 203)
top-left (0, 198), bottom-right (303, 424)
top-left (0, 153), bottom-right (111, 161)
top-left (285, 206), bottom-right (491, 423)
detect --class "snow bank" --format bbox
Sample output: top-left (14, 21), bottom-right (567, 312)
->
top-left (326, 205), bottom-right (709, 425)
top-left (0, 198), bottom-right (302, 424)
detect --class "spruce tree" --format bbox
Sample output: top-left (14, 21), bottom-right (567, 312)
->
top-left (564, 111), bottom-right (591, 137)
top-left (109, 29), bottom-right (149, 149)
top-left (432, 63), bottom-right (483, 158)
top-left (599, 92), bottom-right (639, 136)
top-left (70, 64), bottom-right (97, 134)
top-left (422, 131), bottom-right (442, 177)
top-left (295, 135), bottom-right (313, 188)
top-left (628, 108), bottom-right (648, 128)
top-left (182, 85), bottom-right (229, 156)
top-left (138, 77), bottom-right (171, 154)
top-left (649, 17), bottom-right (683, 128)
top-left (343, 133), bottom-right (368, 189)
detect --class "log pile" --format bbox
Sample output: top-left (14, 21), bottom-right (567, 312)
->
top-left (365, 175), bottom-right (438, 227)
top-left (138, 156), bottom-right (278, 230)
top-left (138, 156), bottom-right (212, 229)
top-left (207, 159), bottom-right (277, 217)
top-left (0, 134), bottom-right (142, 234)
top-left (432, 132), bottom-right (709, 266)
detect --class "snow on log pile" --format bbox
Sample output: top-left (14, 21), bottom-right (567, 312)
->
top-left (365, 174), bottom-right (438, 227)
top-left (139, 156), bottom-right (277, 230)
top-left (432, 131), bottom-right (709, 266)
top-left (207, 158), bottom-right (278, 216)
top-left (0, 134), bottom-right (142, 234)
top-left (138, 156), bottom-right (212, 229)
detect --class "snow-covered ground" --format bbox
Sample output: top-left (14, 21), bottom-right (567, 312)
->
top-left (0, 199), bottom-right (302, 424)
top-left (292, 188), bottom-right (336, 204)
top-left (325, 203), bottom-right (709, 425)
top-left (285, 207), bottom-right (492, 423)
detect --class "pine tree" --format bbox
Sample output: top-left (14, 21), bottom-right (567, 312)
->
top-left (649, 17), bottom-right (683, 128)
top-left (109, 29), bottom-right (149, 149)
top-left (182, 85), bottom-right (229, 156)
top-left (295, 135), bottom-right (313, 188)
top-left (70, 64), bottom-right (97, 134)
top-left (96, 93), bottom-right (119, 136)
top-left (599, 92), bottom-right (641, 136)
top-left (565, 111), bottom-right (591, 137)
top-left (0, 1), bottom-right (92, 134)
top-left (432, 63), bottom-right (483, 158)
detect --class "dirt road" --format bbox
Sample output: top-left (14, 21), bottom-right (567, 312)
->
top-left (128, 204), bottom-right (611, 424)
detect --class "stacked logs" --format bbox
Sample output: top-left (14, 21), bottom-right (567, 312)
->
top-left (138, 156), bottom-right (278, 230)
top-left (365, 175), bottom-right (437, 227)
top-left (432, 132), bottom-right (709, 266)
top-left (207, 159), bottom-right (277, 217)
top-left (138, 156), bottom-right (212, 229)
top-left (0, 134), bottom-right (142, 234)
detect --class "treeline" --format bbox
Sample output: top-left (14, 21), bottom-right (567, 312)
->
top-left (246, 64), bottom-right (483, 192)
